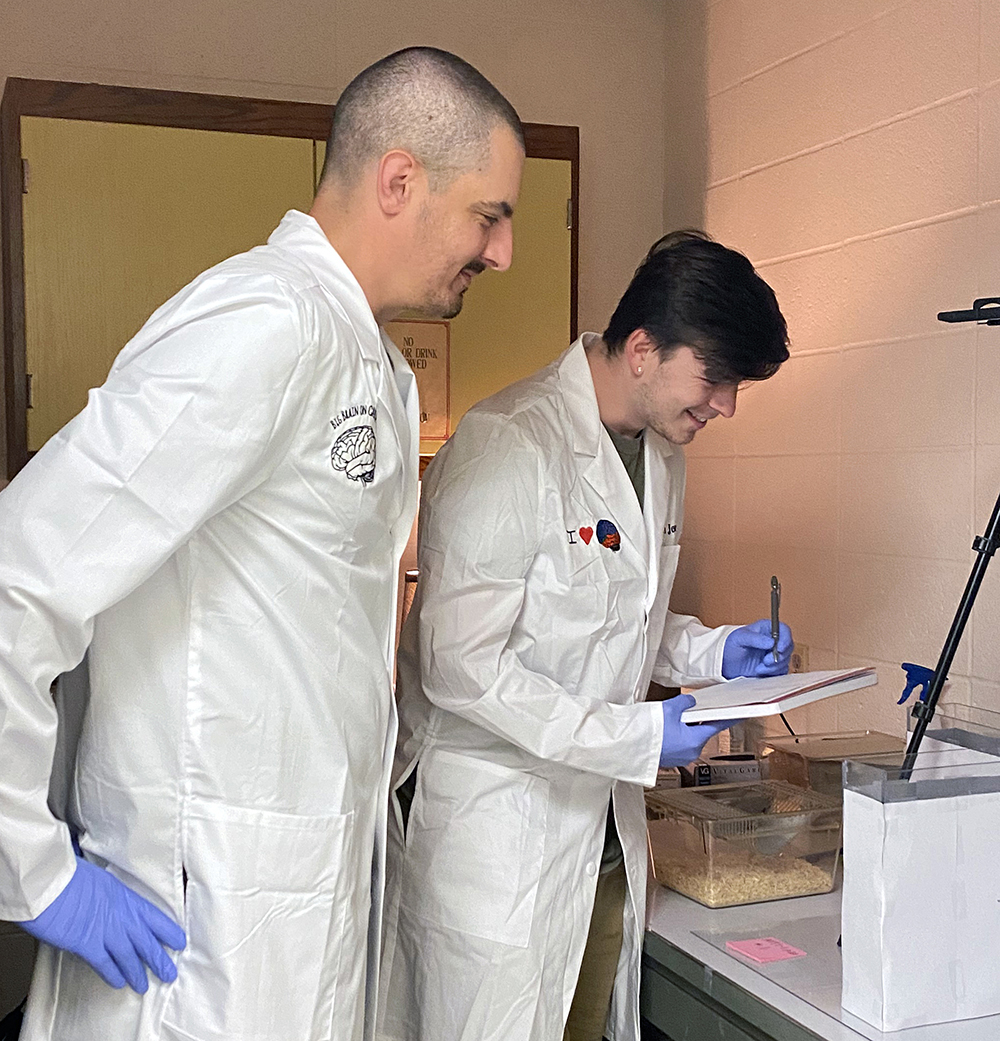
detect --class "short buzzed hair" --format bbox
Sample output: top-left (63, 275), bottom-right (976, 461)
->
top-left (321, 47), bottom-right (524, 192)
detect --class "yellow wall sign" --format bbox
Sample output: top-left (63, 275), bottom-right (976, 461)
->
top-left (385, 320), bottom-right (450, 441)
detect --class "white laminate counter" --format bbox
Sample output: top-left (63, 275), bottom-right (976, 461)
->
top-left (644, 882), bottom-right (1000, 1041)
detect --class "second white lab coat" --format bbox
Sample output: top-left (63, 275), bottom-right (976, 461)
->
top-left (377, 336), bottom-right (734, 1041)
top-left (0, 211), bottom-right (418, 1041)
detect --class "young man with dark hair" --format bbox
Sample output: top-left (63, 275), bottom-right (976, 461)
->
top-left (377, 231), bottom-right (793, 1041)
top-left (0, 47), bottom-right (522, 1041)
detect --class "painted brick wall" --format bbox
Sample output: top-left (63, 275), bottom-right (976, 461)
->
top-left (671, 0), bottom-right (1000, 737)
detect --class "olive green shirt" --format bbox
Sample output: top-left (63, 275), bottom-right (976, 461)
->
top-left (599, 425), bottom-right (645, 874)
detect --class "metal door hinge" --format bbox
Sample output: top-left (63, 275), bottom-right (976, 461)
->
top-left (566, 198), bottom-right (572, 230)
top-left (21, 158), bottom-right (30, 194)
top-left (26, 373), bottom-right (33, 409)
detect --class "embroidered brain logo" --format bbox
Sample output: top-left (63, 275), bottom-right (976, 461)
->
top-left (331, 424), bottom-right (376, 483)
top-left (596, 519), bottom-right (620, 551)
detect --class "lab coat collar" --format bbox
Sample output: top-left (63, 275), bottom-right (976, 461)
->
top-left (557, 335), bottom-right (649, 566)
top-left (642, 429), bottom-right (675, 611)
top-left (268, 210), bottom-right (384, 366)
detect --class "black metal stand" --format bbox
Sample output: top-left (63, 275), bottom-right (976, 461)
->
top-left (901, 490), bottom-right (1000, 776)
top-left (900, 297), bottom-right (1000, 777)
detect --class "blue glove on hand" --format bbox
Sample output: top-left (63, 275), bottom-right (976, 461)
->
top-left (18, 856), bottom-right (186, 994)
top-left (722, 619), bottom-right (793, 679)
top-left (660, 695), bottom-right (735, 768)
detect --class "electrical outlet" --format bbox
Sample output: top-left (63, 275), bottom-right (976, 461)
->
top-left (789, 643), bottom-right (810, 673)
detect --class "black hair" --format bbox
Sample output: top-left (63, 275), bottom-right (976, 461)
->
top-left (321, 47), bottom-right (524, 191)
top-left (602, 230), bottom-right (789, 383)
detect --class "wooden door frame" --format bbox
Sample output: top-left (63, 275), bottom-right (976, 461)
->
top-left (0, 77), bottom-right (579, 479)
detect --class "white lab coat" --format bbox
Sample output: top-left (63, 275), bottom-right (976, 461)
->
top-left (377, 335), bottom-right (734, 1041)
top-left (0, 210), bottom-right (419, 1041)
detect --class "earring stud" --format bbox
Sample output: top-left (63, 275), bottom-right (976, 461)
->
top-left (637, 366), bottom-right (643, 375)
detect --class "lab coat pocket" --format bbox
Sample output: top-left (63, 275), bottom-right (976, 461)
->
top-left (401, 749), bottom-right (548, 948)
top-left (162, 801), bottom-right (351, 1041)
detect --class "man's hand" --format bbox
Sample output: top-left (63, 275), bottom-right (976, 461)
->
top-left (18, 856), bottom-right (186, 994)
top-left (722, 619), bottom-right (793, 678)
top-left (660, 695), bottom-right (735, 768)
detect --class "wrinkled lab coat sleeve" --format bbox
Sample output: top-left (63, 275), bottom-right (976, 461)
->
top-left (651, 611), bottom-right (736, 688)
top-left (0, 272), bottom-right (316, 920)
top-left (417, 414), bottom-right (663, 787)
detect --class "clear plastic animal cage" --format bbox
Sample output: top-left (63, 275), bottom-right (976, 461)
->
top-left (645, 780), bottom-right (842, 908)
top-left (760, 731), bottom-right (905, 801)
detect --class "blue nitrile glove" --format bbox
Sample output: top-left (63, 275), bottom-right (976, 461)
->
top-left (722, 619), bottom-right (793, 678)
top-left (660, 695), bottom-right (735, 768)
top-left (18, 856), bottom-right (186, 994)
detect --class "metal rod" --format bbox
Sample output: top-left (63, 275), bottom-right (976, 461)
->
top-left (901, 487), bottom-right (1000, 777)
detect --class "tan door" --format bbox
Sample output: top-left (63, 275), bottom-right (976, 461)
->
top-left (21, 117), bottom-right (315, 450)
top-left (442, 155), bottom-right (573, 452)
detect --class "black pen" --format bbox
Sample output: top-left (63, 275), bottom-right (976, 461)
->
top-left (770, 575), bottom-right (781, 664)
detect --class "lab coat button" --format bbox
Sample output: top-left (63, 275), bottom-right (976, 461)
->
top-left (585, 862), bottom-right (597, 877)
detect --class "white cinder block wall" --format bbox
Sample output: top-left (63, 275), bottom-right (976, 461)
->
top-left (669, 0), bottom-right (1000, 737)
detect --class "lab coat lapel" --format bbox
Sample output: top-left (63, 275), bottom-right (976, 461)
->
top-left (379, 331), bottom-right (420, 551)
top-left (558, 339), bottom-right (648, 568)
top-left (642, 430), bottom-right (676, 614)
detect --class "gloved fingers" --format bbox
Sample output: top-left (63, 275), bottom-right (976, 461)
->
top-left (128, 918), bottom-right (180, 985)
top-left (135, 897), bottom-right (187, 952)
top-left (776, 623), bottom-right (794, 657)
top-left (105, 930), bottom-right (151, 994)
top-left (702, 718), bottom-right (741, 738)
top-left (752, 659), bottom-right (789, 677)
top-left (744, 617), bottom-right (774, 636)
top-left (730, 627), bottom-right (776, 651)
top-left (684, 719), bottom-right (732, 745)
top-left (84, 950), bottom-right (128, 990)
top-left (661, 693), bottom-right (696, 725)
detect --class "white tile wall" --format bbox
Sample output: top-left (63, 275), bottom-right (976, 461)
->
top-left (672, 538), bottom-right (736, 628)
top-left (835, 655), bottom-right (912, 737)
top-left (838, 551), bottom-right (972, 669)
top-left (734, 454), bottom-right (839, 551)
top-left (704, 180), bottom-right (742, 248)
top-left (755, 250), bottom-right (849, 353)
top-left (838, 217), bottom-right (980, 346)
top-left (979, 85), bottom-right (1000, 204)
top-left (842, 333), bottom-right (975, 452)
top-left (837, 96), bottom-right (979, 239)
top-left (979, 205), bottom-right (1000, 293)
top-left (732, 541), bottom-right (839, 649)
top-left (732, 351), bottom-right (842, 457)
top-left (683, 455), bottom-right (735, 543)
top-left (739, 146), bottom-right (848, 260)
top-left (737, 0), bottom-right (903, 81)
top-left (840, 449), bottom-right (973, 561)
top-left (982, 0), bottom-right (1000, 88)
top-left (706, 0), bottom-right (742, 96)
top-left (707, 89), bottom-right (744, 185)
top-left (675, 0), bottom-right (1000, 731)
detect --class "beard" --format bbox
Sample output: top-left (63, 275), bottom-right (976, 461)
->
top-left (418, 259), bottom-right (488, 320)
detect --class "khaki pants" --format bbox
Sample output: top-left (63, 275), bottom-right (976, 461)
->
top-left (563, 860), bottom-right (627, 1041)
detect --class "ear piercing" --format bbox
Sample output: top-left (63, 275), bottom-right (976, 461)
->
top-left (637, 366), bottom-right (643, 376)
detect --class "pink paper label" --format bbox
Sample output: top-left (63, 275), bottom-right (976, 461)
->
top-left (725, 937), bottom-right (807, 963)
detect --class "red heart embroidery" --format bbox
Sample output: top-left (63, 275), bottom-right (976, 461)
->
top-left (579, 527), bottom-right (593, 544)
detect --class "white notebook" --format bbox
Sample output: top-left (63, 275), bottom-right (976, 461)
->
top-left (679, 667), bottom-right (878, 723)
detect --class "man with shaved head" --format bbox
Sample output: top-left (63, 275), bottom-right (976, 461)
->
top-left (0, 47), bottom-right (523, 1041)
